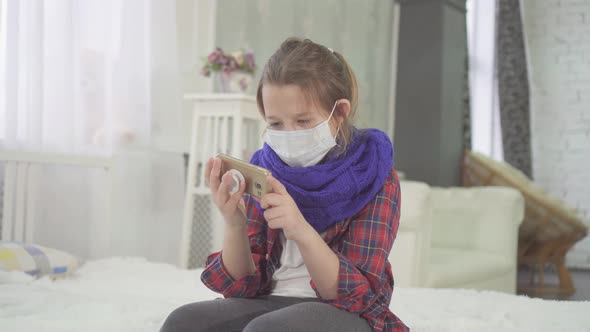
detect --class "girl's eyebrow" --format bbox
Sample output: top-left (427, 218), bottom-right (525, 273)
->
top-left (294, 110), bottom-right (312, 117)
top-left (266, 111), bottom-right (311, 121)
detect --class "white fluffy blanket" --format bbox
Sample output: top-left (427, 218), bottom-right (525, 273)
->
top-left (1, 258), bottom-right (588, 332)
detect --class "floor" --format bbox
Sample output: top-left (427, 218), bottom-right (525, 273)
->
top-left (517, 267), bottom-right (590, 301)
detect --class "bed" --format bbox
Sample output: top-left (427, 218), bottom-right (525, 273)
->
top-left (1, 151), bottom-right (589, 332)
top-left (1, 257), bottom-right (589, 332)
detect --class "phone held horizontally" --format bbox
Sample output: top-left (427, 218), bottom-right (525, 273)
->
top-left (216, 153), bottom-right (272, 198)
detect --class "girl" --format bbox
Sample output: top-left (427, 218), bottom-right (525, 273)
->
top-left (161, 37), bottom-right (409, 332)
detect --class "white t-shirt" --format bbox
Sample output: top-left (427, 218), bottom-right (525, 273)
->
top-left (270, 232), bottom-right (317, 298)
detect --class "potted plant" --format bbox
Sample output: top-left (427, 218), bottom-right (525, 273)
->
top-left (201, 47), bottom-right (256, 93)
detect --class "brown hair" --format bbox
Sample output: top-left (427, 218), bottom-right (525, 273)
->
top-left (256, 37), bottom-right (358, 155)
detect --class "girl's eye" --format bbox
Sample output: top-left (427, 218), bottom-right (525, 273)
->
top-left (297, 119), bottom-right (310, 124)
top-left (268, 122), bottom-right (280, 128)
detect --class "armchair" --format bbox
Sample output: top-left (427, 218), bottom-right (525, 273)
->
top-left (389, 181), bottom-right (525, 293)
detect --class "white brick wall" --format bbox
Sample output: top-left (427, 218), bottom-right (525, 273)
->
top-left (522, 0), bottom-right (590, 268)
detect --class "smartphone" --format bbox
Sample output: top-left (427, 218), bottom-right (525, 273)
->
top-left (216, 153), bottom-right (272, 198)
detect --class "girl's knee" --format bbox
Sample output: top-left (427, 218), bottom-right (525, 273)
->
top-left (242, 302), bottom-right (321, 331)
top-left (160, 303), bottom-right (202, 332)
top-left (242, 314), bottom-right (275, 332)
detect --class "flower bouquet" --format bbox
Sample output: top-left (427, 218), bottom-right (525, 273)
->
top-left (201, 48), bottom-right (256, 92)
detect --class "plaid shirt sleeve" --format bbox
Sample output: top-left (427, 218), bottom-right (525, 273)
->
top-left (200, 194), bottom-right (269, 298)
top-left (311, 169), bottom-right (405, 331)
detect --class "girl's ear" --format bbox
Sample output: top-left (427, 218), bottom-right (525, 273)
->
top-left (335, 99), bottom-right (351, 125)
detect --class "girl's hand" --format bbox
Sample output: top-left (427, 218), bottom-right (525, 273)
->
top-left (205, 157), bottom-right (246, 228)
top-left (260, 175), bottom-right (313, 242)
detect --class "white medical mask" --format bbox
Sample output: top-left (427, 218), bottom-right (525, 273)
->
top-left (264, 102), bottom-right (339, 167)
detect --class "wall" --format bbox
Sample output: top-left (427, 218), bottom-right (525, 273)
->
top-left (174, 0), bottom-right (218, 153)
top-left (214, 0), bottom-right (397, 137)
top-left (522, 0), bottom-right (590, 268)
top-left (176, 0), bottom-right (216, 95)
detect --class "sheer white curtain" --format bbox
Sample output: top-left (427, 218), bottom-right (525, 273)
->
top-left (467, 0), bottom-right (504, 160)
top-left (0, 0), bottom-right (185, 264)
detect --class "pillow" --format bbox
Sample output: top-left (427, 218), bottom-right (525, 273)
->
top-left (0, 241), bottom-right (81, 279)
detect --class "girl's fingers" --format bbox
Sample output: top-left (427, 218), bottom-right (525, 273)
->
top-left (263, 207), bottom-right (282, 221)
top-left (204, 158), bottom-right (213, 187)
top-left (226, 173), bottom-right (246, 207)
top-left (260, 193), bottom-right (283, 209)
top-left (217, 171), bottom-right (233, 204)
top-left (209, 158), bottom-right (222, 194)
top-left (267, 175), bottom-right (288, 195)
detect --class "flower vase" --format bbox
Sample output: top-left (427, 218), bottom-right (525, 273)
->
top-left (213, 72), bottom-right (230, 93)
top-left (214, 72), bottom-right (253, 93)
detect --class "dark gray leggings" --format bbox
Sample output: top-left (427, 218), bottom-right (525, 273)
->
top-left (159, 295), bottom-right (372, 332)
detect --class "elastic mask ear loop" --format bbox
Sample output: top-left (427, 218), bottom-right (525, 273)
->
top-left (327, 101), bottom-right (338, 122)
top-left (334, 125), bottom-right (342, 147)
top-left (261, 126), bottom-right (270, 143)
top-left (329, 101), bottom-right (341, 146)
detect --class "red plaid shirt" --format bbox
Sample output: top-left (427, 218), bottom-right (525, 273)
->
top-left (201, 168), bottom-right (409, 332)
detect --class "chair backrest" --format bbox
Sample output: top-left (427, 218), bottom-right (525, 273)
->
top-left (462, 150), bottom-right (588, 260)
top-left (429, 186), bottom-right (524, 257)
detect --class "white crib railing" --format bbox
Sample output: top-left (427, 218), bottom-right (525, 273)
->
top-left (0, 150), bottom-right (111, 243)
top-left (180, 94), bottom-right (264, 268)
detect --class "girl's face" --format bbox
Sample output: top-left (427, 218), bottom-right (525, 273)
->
top-left (262, 84), bottom-right (340, 136)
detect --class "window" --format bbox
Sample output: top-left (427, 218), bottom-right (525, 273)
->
top-left (0, 0), bottom-right (7, 141)
top-left (466, 0), bottom-right (504, 160)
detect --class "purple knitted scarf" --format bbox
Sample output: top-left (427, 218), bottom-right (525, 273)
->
top-left (250, 128), bottom-right (394, 233)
